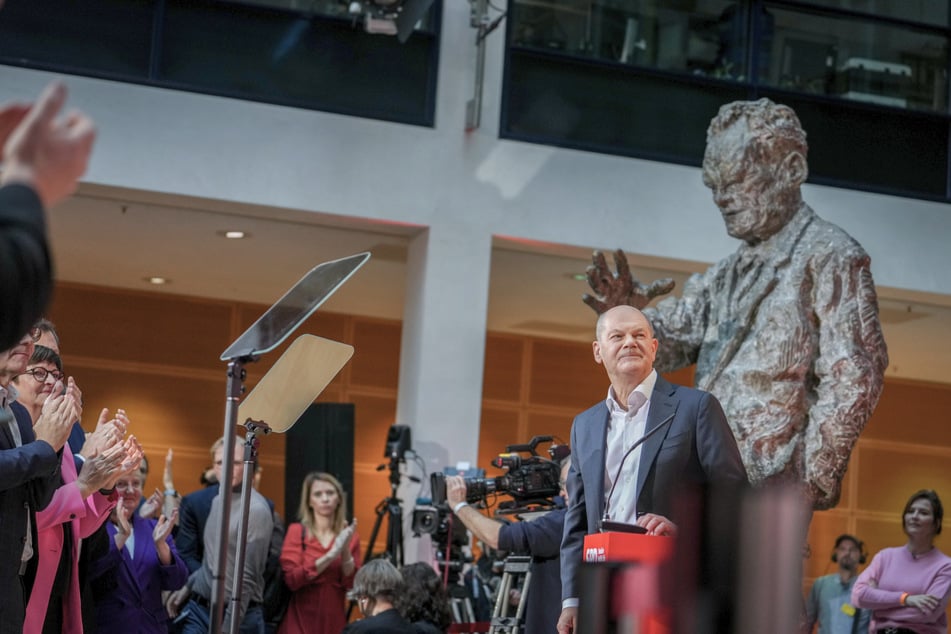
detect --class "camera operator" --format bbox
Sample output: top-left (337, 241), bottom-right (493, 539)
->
top-left (445, 454), bottom-right (570, 634)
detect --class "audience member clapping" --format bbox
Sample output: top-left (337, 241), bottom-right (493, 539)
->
top-left (278, 472), bottom-right (360, 634)
top-left (89, 470), bottom-right (187, 633)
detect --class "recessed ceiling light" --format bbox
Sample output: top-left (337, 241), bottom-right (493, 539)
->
top-left (145, 276), bottom-right (169, 285)
top-left (217, 230), bottom-right (249, 239)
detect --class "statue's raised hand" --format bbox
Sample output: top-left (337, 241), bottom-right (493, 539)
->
top-left (582, 249), bottom-right (675, 313)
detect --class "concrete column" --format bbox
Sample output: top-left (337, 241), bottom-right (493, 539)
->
top-left (395, 223), bottom-right (492, 563)
top-left (397, 224), bottom-right (492, 468)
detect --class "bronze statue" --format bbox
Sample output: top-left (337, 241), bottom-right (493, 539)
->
top-left (584, 99), bottom-right (887, 510)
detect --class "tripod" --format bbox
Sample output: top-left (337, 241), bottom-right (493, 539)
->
top-left (489, 554), bottom-right (533, 634)
top-left (363, 454), bottom-right (405, 567)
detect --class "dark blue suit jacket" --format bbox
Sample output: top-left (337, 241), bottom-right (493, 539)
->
top-left (0, 400), bottom-right (61, 634)
top-left (559, 375), bottom-right (747, 600)
top-left (91, 515), bottom-right (188, 633)
top-left (0, 184), bottom-right (52, 351)
top-left (175, 484), bottom-right (220, 574)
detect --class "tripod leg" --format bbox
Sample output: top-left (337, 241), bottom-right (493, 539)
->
top-left (363, 499), bottom-right (388, 563)
top-left (386, 502), bottom-right (404, 567)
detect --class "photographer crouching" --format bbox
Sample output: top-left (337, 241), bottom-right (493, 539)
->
top-left (445, 453), bottom-right (570, 634)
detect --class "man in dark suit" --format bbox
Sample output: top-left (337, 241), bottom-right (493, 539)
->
top-left (557, 305), bottom-right (747, 633)
top-left (0, 328), bottom-right (78, 633)
top-left (0, 81), bottom-right (96, 351)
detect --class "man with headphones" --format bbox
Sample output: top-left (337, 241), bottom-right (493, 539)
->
top-left (805, 534), bottom-right (871, 633)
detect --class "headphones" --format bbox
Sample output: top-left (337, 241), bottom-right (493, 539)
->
top-left (831, 534), bottom-right (867, 565)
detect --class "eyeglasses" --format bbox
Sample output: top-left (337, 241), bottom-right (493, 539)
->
top-left (19, 367), bottom-right (64, 383)
top-left (115, 481), bottom-right (143, 492)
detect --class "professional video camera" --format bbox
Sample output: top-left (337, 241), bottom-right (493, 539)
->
top-left (431, 436), bottom-right (564, 511)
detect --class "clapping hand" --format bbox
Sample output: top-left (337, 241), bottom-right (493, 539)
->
top-left (83, 408), bottom-right (128, 460)
top-left (139, 488), bottom-right (164, 519)
top-left (331, 521), bottom-right (357, 559)
top-left (113, 504), bottom-right (133, 549)
top-left (153, 509), bottom-right (179, 545)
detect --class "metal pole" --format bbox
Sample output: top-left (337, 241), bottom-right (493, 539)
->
top-left (227, 424), bottom-right (267, 634)
top-left (210, 358), bottom-right (248, 634)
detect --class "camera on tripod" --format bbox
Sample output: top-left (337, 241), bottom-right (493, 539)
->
top-left (431, 435), bottom-right (564, 511)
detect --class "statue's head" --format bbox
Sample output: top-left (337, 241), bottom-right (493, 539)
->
top-left (701, 99), bottom-right (808, 244)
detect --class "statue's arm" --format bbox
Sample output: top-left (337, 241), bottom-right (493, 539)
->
top-left (803, 249), bottom-right (888, 509)
top-left (647, 271), bottom-right (712, 373)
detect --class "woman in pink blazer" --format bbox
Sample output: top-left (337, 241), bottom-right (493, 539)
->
top-left (11, 345), bottom-right (141, 633)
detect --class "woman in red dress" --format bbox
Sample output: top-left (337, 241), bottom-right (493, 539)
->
top-left (278, 472), bottom-right (360, 634)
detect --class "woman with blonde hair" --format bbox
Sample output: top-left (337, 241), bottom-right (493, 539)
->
top-left (278, 472), bottom-right (360, 634)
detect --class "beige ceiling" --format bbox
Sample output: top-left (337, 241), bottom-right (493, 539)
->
top-left (48, 184), bottom-right (951, 385)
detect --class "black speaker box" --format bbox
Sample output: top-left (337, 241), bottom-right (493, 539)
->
top-left (284, 403), bottom-right (355, 526)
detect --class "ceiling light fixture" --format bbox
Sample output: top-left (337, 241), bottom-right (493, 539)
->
top-left (145, 276), bottom-right (169, 285)
top-left (217, 230), bottom-right (249, 239)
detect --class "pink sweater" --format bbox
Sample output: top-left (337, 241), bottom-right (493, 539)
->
top-left (852, 545), bottom-right (951, 634)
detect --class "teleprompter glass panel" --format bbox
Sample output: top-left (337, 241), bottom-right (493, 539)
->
top-left (764, 6), bottom-right (949, 112)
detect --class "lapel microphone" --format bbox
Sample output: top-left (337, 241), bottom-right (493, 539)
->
top-left (600, 413), bottom-right (675, 533)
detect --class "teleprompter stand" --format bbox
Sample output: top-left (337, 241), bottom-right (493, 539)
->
top-left (211, 252), bottom-right (369, 634)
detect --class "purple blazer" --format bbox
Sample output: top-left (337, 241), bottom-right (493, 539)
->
top-left (91, 514), bottom-right (188, 633)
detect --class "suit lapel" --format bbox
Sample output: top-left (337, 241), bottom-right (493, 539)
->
top-left (584, 404), bottom-right (609, 517)
top-left (635, 377), bottom-right (679, 506)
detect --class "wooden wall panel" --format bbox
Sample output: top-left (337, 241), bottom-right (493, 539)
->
top-left (49, 285), bottom-right (232, 371)
top-left (528, 339), bottom-right (604, 409)
top-left (863, 380), bottom-right (951, 445)
top-left (526, 412), bottom-right (573, 448)
top-left (855, 446), bottom-right (951, 514)
top-left (349, 319), bottom-right (401, 389)
top-left (350, 393), bottom-right (398, 468)
top-left (478, 408), bottom-right (521, 472)
top-left (483, 335), bottom-right (523, 402)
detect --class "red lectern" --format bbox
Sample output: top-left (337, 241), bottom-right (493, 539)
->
top-left (583, 532), bottom-right (674, 634)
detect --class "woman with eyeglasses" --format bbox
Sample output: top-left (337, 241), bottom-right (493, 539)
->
top-left (343, 558), bottom-right (415, 633)
top-left (852, 489), bottom-right (951, 634)
top-left (277, 472), bottom-right (361, 634)
top-left (12, 345), bottom-right (143, 634)
top-left (88, 470), bottom-right (186, 633)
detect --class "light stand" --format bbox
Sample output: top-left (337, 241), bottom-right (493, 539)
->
top-left (364, 453), bottom-right (406, 567)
